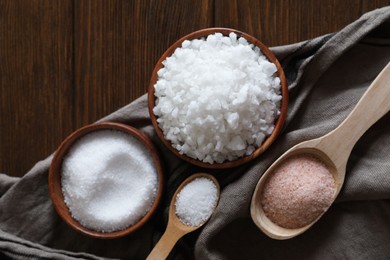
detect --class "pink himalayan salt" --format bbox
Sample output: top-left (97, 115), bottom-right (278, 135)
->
top-left (261, 154), bottom-right (335, 229)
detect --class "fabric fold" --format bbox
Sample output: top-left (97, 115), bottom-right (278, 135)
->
top-left (196, 6), bottom-right (390, 259)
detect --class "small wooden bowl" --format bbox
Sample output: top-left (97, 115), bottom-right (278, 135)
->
top-left (48, 122), bottom-right (164, 239)
top-left (148, 27), bottom-right (288, 169)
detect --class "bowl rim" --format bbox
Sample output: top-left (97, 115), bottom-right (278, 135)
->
top-left (48, 122), bottom-right (164, 239)
top-left (148, 27), bottom-right (288, 169)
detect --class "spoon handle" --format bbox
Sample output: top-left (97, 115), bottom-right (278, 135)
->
top-left (146, 223), bottom-right (186, 260)
top-left (326, 62), bottom-right (390, 161)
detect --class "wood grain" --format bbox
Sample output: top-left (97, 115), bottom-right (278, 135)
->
top-left (0, 0), bottom-right (389, 177)
top-left (73, 0), bottom-right (213, 129)
top-left (0, 0), bottom-right (73, 177)
top-left (214, 0), bottom-right (371, 46)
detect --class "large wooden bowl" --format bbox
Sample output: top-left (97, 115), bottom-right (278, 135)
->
top-left (148, 28), bottom-right (288, 169)
top-left (48, 122), bottom-right (164, 239)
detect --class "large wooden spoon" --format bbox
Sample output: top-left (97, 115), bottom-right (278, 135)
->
top-left (251, 62), bottom-right (390, 240)
top-left (147, 173), bottom-right (220, 259)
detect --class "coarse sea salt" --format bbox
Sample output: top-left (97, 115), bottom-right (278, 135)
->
top-left (175, 177), bottom-right (218, 226)
top-left (61, 130), bottom-right (158, 232)
top-left (153, 32), bottom-right (282, 164)
top-left (261, 154), bottom-right (335, 229)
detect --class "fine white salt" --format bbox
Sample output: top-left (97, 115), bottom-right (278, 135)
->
top-left (175, 177), bottom-right (218, 226)
top-left (61, 130), bottom-right (158, 232)
top-left (153, 32), bottom-right (282, 164)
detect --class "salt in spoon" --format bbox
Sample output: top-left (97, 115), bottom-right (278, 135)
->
top-left (251, 62), bottom-right (390, 240)
top-left (147, 173), bottom-right (220, 259)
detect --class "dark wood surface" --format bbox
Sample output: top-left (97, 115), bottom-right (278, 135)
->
top-left (1, 0), bottom-right (389, 177)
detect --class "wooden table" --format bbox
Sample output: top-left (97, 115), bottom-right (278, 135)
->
top-left (1, 0), bottom-right (389, 177)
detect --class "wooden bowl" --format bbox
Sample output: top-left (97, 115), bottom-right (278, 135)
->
top-left (48, 122), bottom-right (164, 239)
top-left (148, 27), bottom-right (288, 169)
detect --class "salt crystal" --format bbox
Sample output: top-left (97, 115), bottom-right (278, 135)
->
top-left (227, 135), bottom-right (246, 151)
top-left (226, 112), bottom-right (239, 129)
top-left (192, 39), bottom-right (203, 49)
top-left (261, 154), bottom-right (336, 229)
top-left (229, 32), bottom-right (237, 43)
top-left (153, 32), bottom-right (281, 164)
top-left (182, 40), bottom-right (191, 48)
top-left (61, 130), bottom-right (158, 232)
top-left (263, 61), bottom-right (278, 76)
top-left (175, 177), bottom-right (218, 226)
top-left (238, 37), bottom-right (249, 45)
top-left (246, 145), bottom-right (256, 155)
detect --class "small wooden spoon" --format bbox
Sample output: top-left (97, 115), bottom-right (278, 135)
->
top-left (147, 173), bottom-right (220, 260)
top-left (251, 62), bottom-right (390, 240)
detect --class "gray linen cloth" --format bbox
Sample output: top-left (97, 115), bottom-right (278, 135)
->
top-left (1, 7), bottom-right (390, 260)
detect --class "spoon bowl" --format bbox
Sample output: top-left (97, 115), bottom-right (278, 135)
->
top-left (251, 142), bottom-right (340, 239)
top-left (147, 173), bottom-right (220, 259)
top-left (251, 62), bottom-right (390, 239)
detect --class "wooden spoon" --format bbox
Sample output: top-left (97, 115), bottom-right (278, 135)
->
top-left (147, 173), bottom-right (220, 260)
top-left (251, 62), bottom-right (390, 240)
